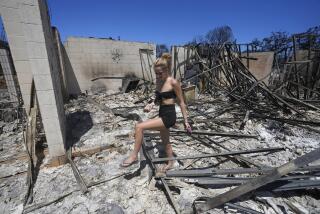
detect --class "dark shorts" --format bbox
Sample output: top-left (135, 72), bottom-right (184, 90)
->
top-left (159, 104), bottom-right (176, 129)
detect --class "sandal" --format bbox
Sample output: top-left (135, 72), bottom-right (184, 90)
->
top-left (120, 158), bottom-right (138, 167)
top-left (159, 163), bottom-right (174, 172)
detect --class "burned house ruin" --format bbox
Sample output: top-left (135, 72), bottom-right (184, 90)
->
top-left (1, 1), bottom-right (320, 213)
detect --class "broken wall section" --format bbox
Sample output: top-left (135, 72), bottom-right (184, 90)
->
top-left (241, 51), bottom-right (274, 84)
top-left (63, 37), bottom-right (156, 95)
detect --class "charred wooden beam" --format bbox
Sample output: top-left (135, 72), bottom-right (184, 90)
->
top-left (193, 147), bottom-right (320, 213)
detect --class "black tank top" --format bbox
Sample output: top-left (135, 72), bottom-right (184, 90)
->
top-left (155, 90), bottom-right (176, 104)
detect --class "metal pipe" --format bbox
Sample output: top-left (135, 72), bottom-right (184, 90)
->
top-left (152, 147), bottom-right (284, 163)
top-left (170, 129), bottom-right (257, 138)
top-left (166, 165), bottom-right (320, 177)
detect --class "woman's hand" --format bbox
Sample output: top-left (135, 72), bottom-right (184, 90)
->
top-left (184, 121), bottom-right (192, 134)
top-left (144, 103), bottom-right (154, 112)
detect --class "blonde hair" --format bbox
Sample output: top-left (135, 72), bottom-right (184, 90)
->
top-left (154, 53), bottom-right (172, 73)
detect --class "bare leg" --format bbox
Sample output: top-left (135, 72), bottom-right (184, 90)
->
top-left (160, 129), bottom-right (174, 171)
top-left (122, 118), bottom-right (166, 166)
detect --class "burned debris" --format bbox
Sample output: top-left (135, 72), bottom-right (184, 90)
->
top-left (146, 38), bottom-right (319, 213)
top-left (135, 37), bottom-right (320, 213)
top-left (1, 1), bottom-right (320, 214)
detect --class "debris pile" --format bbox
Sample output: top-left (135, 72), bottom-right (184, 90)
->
top-left (1, 38), bottom-right (320, 214)
top-left (1, 85), bottom-right (320, 213)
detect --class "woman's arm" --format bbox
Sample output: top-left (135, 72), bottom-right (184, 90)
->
top-left (144, 96), bottom-right (156, 112)
top-left (171, 78), bottom-right (191, 131)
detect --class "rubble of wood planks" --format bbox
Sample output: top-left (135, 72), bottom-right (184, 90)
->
top-left (139, 35), bottom-right (320, 213)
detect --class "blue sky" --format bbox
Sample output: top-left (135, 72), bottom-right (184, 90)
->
top-left (48, 0), bottom-right (320, 46)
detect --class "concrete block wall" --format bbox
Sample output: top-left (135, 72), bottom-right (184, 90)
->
top-left (0, 48), bottom-right (19, 102)
top-left (64, 37), bottom-right (156, 94)
top-left (37, 0), bottom-right (66, 155)
top-left (52, 27), bottom-right (68, 101)
top-left (0, 0), bottom-right (66, 157)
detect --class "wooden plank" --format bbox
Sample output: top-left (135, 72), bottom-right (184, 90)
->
top-left (66, 148), bottom-right (88, 193)
top-left (23, 106), bottom-right (37, 205)
top-left (283, 96), bottom-right (320, 111)
top-left (193, 147), bottom-right (320, 212)
top-left (246, 44), bottom-right (249, 69)
top-left (282, 60), bottom-right (312, 64)
top-left (160, 177), bottom-right (181, 214)
top-left (172, 46), bottom-right (177, 78)
top-left (292, 35), bottom-right (300, 99)
top-left (0, 144), bottom-right (115, 165)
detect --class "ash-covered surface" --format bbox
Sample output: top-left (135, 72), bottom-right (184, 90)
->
top-left (0, 118), bottom-right (27, 214)
top-left (1, 91), bottom-right (320, 214)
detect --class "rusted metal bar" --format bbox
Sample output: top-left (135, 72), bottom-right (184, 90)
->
top-left (166, 165), bottom-right (320, 177)
top-left (198, 165), bottom-right (318, 176)
top-left (170, 129), bottom-right (257, 138)
top-left (152, 147), bottom-right (284, 163)
top-left (225, 203), bottom-right (263, 214)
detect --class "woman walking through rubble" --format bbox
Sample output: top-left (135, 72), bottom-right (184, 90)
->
top-left (121, 53), bottom-right (191, 171)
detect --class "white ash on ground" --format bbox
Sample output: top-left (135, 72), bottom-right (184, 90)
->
top-left (1, 91), bottom-right (320, 214)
